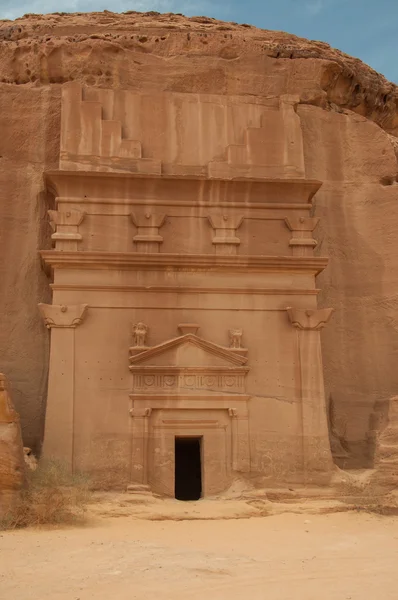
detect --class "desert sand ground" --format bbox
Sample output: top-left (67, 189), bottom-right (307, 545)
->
top-left (1, 497), bottom-right (398, 600)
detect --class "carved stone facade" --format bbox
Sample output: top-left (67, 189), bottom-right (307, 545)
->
top-left (39, 82), bottom-right (334, 494)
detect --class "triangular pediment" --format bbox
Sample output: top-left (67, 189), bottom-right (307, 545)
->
top-left (129, 334), bottom-right (247, 367)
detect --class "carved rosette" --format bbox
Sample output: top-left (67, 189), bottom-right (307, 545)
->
top-left (38, 304), bottom-right (89, 329)
top-left (286, 308), bottom-right (334, 331)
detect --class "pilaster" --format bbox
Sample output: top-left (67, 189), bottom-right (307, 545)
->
top-left (286, 307), bottom-right (334, 483)
top-left (129, 408), bottom-right (152, 484)
top-left (38, 303), bottom-right (89, 470)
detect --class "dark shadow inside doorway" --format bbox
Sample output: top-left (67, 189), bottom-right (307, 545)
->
top-left (175, 437), bottom-right (202, 501)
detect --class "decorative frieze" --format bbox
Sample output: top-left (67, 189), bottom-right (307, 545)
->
top-left (38, 304), bottom-right (89, 329)
top-left (131, 370), bottom-right (247, 393)
top-left (208, 214), bottom-right (243, 255)
top-left (130, 212), bottom-right (166, 253)
top-left (284, 217), bottom-right (319, 256)
top-left (48, 209), bottom-right (85, 250)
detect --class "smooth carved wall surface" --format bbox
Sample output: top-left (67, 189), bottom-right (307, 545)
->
top-left (38, 83), bottom-right (334, 493)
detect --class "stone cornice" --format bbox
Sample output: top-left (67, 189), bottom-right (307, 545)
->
top-left (41, 251), bottom-right (328, 275)
top-left (45, 170), bottom-right (321, 206)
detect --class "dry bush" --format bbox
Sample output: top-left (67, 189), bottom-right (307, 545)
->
top-left (0, 460), bottom-right (91, 530)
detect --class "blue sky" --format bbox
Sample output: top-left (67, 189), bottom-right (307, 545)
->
top-left (0, 0), bottom-right (397, 83)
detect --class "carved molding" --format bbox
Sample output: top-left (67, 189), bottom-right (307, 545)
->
top-left (208, 214), bottom-right (243, 255)
top-left (129, 333), bottom-right (248, 367)
top-left (41, 251), bottom-right (328, 276)
top-left (38, 303), bottom-right (89, 329)
top-left (286, 307), bottom-right (334, 331)
top-left (131, 368), bottom-right (248, 394)
top-left (130, 212), bottom-right (166, 252)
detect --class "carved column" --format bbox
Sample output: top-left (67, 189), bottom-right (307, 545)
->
top-left (286, 307), bottom-right (334, 484)
top-left (38, 304), bottom-right (89, 470)
top-left (48, 209), bottom-right (85, 251)
top-left (208, 215), bottom-right (243, 255)
top-left (129, 407), bottom-right (152, 485)
top-left (285, 217), bottom-right (319, 257)
top-left (130, 212), bottom-right (166, 253)
top-left (229, 408), bottom-right (250, 473)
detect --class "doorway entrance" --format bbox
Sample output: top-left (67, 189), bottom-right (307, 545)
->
top-left (175, 437), bottom-right (202, 501)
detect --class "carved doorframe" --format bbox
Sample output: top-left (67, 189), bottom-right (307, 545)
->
top-left (129, 394), bottom-right (250, 495)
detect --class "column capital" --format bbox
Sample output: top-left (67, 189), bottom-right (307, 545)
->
top-left (48, 209), bottom-right (85, 247)
top-left (285, 216), bottom-right (319, 233)
top-left (208, 214), bottom-right (244, 255)
top-left (38, 304), bottom-right (89, 329)
top-left (130, 212), bottom-right (166, 252)
top-left (129, 408), bottom-right (152, 418)
top-left (286, 307), bottom-right (333, 331)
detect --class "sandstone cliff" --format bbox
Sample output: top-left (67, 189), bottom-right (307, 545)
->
top-left (0, 374), bottom-right (25, 517)
top-left (1, 11), bottom-right (398, 466)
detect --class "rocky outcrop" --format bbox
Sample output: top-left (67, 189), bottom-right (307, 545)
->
top-left (0, 11), bottom-right (397, 135)
top-left (0, 374), bottom-right (25, 517)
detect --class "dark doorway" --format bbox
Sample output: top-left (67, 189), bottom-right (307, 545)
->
top-left (175, 437), bottom-right (202, 501)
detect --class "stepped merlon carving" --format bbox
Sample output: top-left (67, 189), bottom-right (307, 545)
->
top-left (60, 82), bottom-right (161, 174)
top-left (208, 95), bottom-right (305, 180)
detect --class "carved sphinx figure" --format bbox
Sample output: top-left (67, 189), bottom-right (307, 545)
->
top-left (132, 322), bottom-right (148, 347)
top-left (229, 329), bottom-right (243, 349)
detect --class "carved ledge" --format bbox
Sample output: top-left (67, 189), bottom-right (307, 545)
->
top-left (208, 215), bottom-right (243, 255)
top-left (40, 251), bottom-right (329, 276)
top-left (286, 307), bottom-right (334, 331)
top-left (38, 303), bottom-right (89, 329)
top-left (131, 212), bottom-right (166, 253)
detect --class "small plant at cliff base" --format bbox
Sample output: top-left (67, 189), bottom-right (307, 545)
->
top-left (1, 460), bottom-right (91, 530)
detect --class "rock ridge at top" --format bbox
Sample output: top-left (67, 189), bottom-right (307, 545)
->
top-left (0, 10), bottom-right (397, 134)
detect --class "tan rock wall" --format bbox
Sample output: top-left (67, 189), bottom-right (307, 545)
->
top-left (1, 12), bottom-right (398, 467)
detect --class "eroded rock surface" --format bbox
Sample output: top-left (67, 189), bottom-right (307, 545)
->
top-left (0, 374), bottom-right (25, 517)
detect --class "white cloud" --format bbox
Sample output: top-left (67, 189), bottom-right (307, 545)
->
top-left (304, 0), bottom-right (326, 16)
top-left (0, 0), bottom-right (228, 20)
